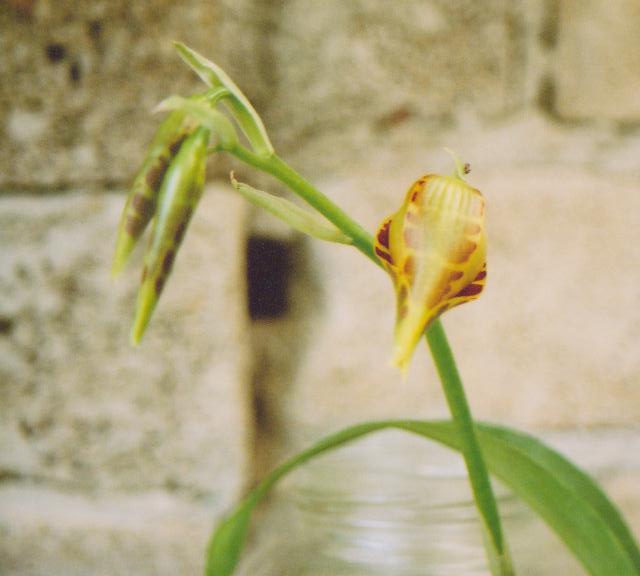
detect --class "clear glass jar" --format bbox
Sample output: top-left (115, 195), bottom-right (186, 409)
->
top-left (237, 431), bottom-right (530, 576)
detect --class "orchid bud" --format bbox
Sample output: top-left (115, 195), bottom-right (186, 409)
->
top-left (112, 110), bottom-right (197, 276)
top-left (130, 126), bottom-right (210, 344)
top-left (375, 164), bottom-right (486, 373)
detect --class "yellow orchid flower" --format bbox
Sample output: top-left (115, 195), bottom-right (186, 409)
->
top-left (375, 157), bottom-right (486, 373)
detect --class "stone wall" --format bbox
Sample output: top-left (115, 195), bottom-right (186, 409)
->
top-left (0, 187), bottom-right (251, 575)
top-left (0, 0), bottom-right (272, 187)
top-left (1, 0), bottom-right (639, 573)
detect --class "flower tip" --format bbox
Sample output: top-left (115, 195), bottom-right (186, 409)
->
top-left (111, 253), bottom-right (125, 278)
top-left (112, 236), bottom-right (136, 279)
top-left (443, 147), bottom-right (468, 181)
top-left (153, 96), bottom-right (178, 115)
top-left (129, 330), bottom-right (142, 347)
top-left (152, 102), bottom-right (168, 115)
top-left (129, 313), bottom-right (148, 347)
top-left (173, 40), bottom-right (188, 54)
top-left (129, 283), bottom-right (158, 346)
top-left (111, 261), bottom-right (123, 280)
top-left (391, 348), bottom-right (411, 381)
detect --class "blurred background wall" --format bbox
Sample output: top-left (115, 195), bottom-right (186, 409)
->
top-left (1, 0), bottom-right (639, 573)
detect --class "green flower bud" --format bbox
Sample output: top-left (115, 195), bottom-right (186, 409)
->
top-left (130, 126), bottom-right (210, 344)
top-left (112, 110), bottom-right (197, 276)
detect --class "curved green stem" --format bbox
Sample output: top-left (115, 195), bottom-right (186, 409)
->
top-left (225, 144), bottom-right (511, 573)
top-left (230, 147), bottom-right (378, 264)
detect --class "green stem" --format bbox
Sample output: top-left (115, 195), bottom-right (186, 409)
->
top-left (226, 144), bottom-right (511, 572)
top-left (231, 147), bottom-right (378, 264)
top-left (426, 319), bottom-right (512, 572)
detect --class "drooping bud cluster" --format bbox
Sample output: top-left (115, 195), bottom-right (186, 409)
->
top-left (114, 43), bottom-right (284, 344)
top-left (113, 116), bottom-right (210, 344)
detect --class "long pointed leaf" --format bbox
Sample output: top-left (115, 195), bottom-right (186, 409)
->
top-left (480, 424), bottom-right (640, 571)
top-left (408, 421), bottom-right (640, 576)
top-left (205, 420), bottom-right (640, 576)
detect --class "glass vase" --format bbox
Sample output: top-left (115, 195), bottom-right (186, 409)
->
top-left (237, 431), bottom-right (528, 576)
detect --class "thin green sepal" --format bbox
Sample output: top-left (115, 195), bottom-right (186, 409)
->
top-left (230, 173), bottom-right (352, 245)
top-left (174, 42), bottom-right (274, 157)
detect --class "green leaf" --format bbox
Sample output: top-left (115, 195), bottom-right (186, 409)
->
top-left (230, 174), bottom-right (352, 244)
top-left (205, 420), bottom-right (640, 576)
top-left (476, 424), bottom-right (640, 574)
top-left (174, 42), bottom-right (274, 157)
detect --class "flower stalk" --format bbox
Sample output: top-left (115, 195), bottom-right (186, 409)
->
top-left (427, 320), bottom-right (512, 573)
top-left (231, 147), bottom-right (378, 263)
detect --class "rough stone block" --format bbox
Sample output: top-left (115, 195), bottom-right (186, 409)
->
top-left (0, 486), bottom-right (212, 575)
top-left (555, 0), bottom-right (640, 121)
top-left (0, 0), bottom-right (271, 187)
top-left (266, 0), bottom-right (526, 175)
top-left (0, 185), bottom-right (251, 497)
top-left (457, 167), bottom-right (640, 427)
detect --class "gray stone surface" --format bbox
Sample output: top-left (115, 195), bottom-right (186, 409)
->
top-left (0, 185), bottom-right (251, 496)
top-left (266, 0), bottom-right (527, 176)
top-left (454, 166), bottom-right (640, 427)
top-left (0, 0), bottom-right (271, 187)
top-left (555, 0), bottom-right (640, 121)
top-left (0, 485), bottom-right (212, 576)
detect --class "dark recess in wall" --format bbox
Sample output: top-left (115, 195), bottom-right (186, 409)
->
top-left (246, 235), bottom-right (292, 320)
